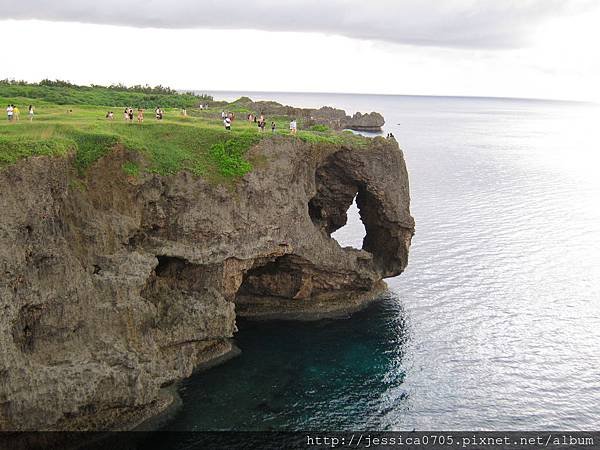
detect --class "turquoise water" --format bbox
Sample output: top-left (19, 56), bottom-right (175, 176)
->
top-left (167, 296), bottom-right (407, 430)
top-left (163, 93), bottom-right (600, 432)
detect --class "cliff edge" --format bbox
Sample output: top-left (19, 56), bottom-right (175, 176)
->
top-left (0, 135), bottom-right (414, 431)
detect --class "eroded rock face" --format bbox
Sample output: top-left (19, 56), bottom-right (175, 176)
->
top-left (224, 97), bottom-right (385, 131)
top-left (345, 112), bottom-right (386, 131)
top-left (0, 136), bottom-right (413, 431)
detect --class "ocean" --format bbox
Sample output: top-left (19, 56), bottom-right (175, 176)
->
top-left (161, 92), bottom-right (600, 431)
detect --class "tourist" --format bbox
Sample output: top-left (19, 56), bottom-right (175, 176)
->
top-left (13, 105), bottom-right (20, 121)
top-left (137, 108), bottom-right (144, 124)
top-left (128, 108), bottom-right (134, 122)
top-left (124, 108), bottom-right (129, 121)
top-left (271, 121), bottom-right (276, 133)
top-left (289, 119), bottom-right (297, 135)
top-left (259, 118), bottom-right (266, 132)
top-left (28, 105), bottom-right (34, 121)
top-left (6, 104), bottom-right (14, 122)
top-left (224, 116), bottom-right (232, 130)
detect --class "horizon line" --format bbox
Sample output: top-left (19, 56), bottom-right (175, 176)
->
top-left (2, 78), bottom-right (594, 105)
top-left (193, 88), bottom-right (594, 106)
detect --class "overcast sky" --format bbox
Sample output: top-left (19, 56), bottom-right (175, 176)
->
top-left (1, 0), bottom-right (599, 101)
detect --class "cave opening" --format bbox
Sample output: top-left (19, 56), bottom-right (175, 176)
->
top-left (308, 152), bottom-right (406, 277)
top-left (236, 255), bottom-right (311, 301)
top-left (330, 195), bottom-right (366, 250)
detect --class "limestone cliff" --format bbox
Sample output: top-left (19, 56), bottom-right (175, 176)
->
top-left (0, 136), bottom-right (414, 431)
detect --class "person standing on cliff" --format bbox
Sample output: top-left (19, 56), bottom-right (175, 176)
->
top-left (271, 121), bottom-right (276, 133)
top-left (289, 119), bottom-right (297, 135)
top-left (224, 116), bottom-right (232, 130)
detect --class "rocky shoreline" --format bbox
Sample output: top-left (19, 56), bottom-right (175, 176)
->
top-left (0, 121), bottom-right (413, 431)
top-left (214, 96), bottom-right (386, 132)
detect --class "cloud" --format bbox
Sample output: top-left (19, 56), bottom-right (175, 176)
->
top-left (0, 0), bottom-right (595, 49)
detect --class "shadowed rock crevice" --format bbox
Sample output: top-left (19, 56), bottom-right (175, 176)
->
top-left (234, 253), bottom-right (378, 319)
top-left (12, 304), bottom-right (44, 354)
top-left (308, 160), bottom-right (358, 235)
top-left (237, 255), bottom-right (313, 300)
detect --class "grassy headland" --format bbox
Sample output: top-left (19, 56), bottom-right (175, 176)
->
top-left (0, 81), bottom-right (368, 183)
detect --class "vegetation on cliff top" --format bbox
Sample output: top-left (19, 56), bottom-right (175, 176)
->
top-left (0, 81), bottom-right (369, 183)
top-left (0, 79), bottom-right (211, 109)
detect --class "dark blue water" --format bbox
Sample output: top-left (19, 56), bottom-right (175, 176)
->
top-left (167, 295), bottom-right (407, 431)
top-left (163, 93), bottom-right (600, 432)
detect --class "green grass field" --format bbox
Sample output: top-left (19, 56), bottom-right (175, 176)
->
top-left (0, 83), bottom-right (368, 183)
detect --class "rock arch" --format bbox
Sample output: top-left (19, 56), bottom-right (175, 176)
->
top-left (308, 149), bottom-right (412, 278)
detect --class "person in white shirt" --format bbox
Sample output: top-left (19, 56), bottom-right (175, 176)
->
top-left (7, 105), bottom-right (14, 121)
top-left (289, 119), bottom-right (297, 135)
top-left (224, 117), bottom-right (232, 130)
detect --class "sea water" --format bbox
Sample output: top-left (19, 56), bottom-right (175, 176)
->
top-left (162, 93), bottom-right (600, 431)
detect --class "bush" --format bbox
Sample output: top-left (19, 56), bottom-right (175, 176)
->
top-left (72, 132), bottom-right (118, 173)
top-left (0, 81), bottom-right (212, 109)
top-left (310, 124), bottom-right (330, 132)
top-left (209, 132), bottom-right (259, 178)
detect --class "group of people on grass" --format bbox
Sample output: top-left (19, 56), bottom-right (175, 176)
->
top-left (222, 110), bottom-right (297, 135)
top-left (6, 103), bottom-right (304, 137)
top-left (247, 113), bottom-right (277, 133)
top-left (6, 104), bottom-right (34, 121)
top-left (104, 106), bottom-right (168, 123)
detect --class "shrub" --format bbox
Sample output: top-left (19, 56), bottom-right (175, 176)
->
top-left (209, 132), bottom-right (259, 178)
top-left (310, 124), bottom-right (330, 132)
top-left (72, 132), bottom-right (118, 173)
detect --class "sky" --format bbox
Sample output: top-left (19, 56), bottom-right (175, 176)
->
top-left (1, 0), bottom-right (599, 101)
